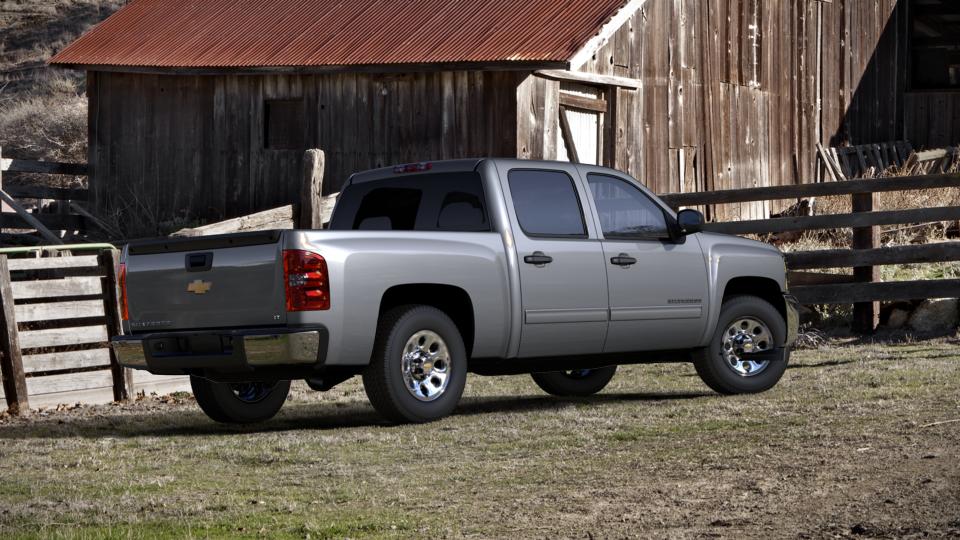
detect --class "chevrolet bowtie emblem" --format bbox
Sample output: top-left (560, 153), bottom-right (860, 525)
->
top-left (187, 279), bottom-right (212, 295)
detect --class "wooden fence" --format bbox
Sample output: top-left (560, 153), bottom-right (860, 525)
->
top-left (0, 250), bottom-right (186, 413)
top-left (0, 146), bottom-right (101, 244)
top-left (660, 173), bottom-right (960, 332)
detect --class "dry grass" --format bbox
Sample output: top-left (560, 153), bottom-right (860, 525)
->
top-left (0, 0), bottom-right (122, 165)
top-left (0, 340), bottom-right (958, 539)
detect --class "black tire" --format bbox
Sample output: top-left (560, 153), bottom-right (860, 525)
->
top-left (694, 295), bottom-right (789, 395)
top-left (190, 376), bottom-right (290, 424)
top-left (530, 366), bottom-right (617, 397)
top-left (362, 305), bottom-right (467, 424)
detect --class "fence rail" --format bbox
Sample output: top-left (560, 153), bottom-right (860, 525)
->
top-left (0, 147), bottom-right (92, 245)
top-left (658, 173), bottom-right (960, 206)
top-left (661, 172), bottom-right (960, 331)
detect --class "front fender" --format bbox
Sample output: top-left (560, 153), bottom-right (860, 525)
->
top-left (697, 233), bottom-right (787, 345)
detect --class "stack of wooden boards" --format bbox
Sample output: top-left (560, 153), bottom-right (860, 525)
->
top-left (817, 141), bottom-right (960, 180)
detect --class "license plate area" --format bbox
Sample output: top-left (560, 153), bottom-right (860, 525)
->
top-left (146, 334), bottom-right (235, 358)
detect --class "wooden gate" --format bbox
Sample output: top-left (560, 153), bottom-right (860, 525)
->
top-left (0, 250), bottom-right (188, 413)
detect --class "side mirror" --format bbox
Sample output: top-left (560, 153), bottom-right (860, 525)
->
top-left (677, 209), bottom-right (704, 234)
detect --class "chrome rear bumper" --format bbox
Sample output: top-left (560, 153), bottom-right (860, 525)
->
top-left (112, 328), bottom-right (326, 373)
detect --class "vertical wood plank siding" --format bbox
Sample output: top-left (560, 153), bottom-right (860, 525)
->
top-left (548, 0), bottom-right (928, 219)
top-left (89, 71), bottom-right (519, 235)
top-left (87, 1), bottom-right (958, 232)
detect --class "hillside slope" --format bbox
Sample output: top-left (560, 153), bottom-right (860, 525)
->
top-left (0, 0), bottom-right (121, 164)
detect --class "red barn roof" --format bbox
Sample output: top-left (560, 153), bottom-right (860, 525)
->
top-left (50, 0), bottom-right (637, 70)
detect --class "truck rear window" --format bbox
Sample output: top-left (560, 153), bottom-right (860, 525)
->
top-left (329, 172), bottom-right (490, 232)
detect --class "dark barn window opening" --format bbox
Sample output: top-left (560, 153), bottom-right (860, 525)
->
top-left (909, 0), bottom-right (960, 91)
top-left (264, 99), bottom-right (306, 149)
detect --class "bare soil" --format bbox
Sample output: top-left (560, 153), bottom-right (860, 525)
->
top-left (0, 338), bottom-right (958, 539)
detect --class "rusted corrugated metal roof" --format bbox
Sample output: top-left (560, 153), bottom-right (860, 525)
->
top-left (50, 0), bottom-right (631, 69)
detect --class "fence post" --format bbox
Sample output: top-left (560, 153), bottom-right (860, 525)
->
top-left (0, 144), bottom-right (6, 214)
top-left (851, 191), bottom-right (880, 332)
top-left (0, 255), bottom-right (29, 414)
top-left (300, 149), bottom-right (325, 230)
top-left (99, 250), bottom-right (130, 401)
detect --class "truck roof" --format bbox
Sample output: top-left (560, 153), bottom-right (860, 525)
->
top-left (346, 158), bottom-right (627, 186)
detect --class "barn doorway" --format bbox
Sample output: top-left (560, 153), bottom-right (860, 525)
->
top-left (556, 82), bottom-right (610, 166)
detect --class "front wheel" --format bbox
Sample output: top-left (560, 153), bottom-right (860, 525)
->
top-left (693, 295), bottom-right (788, 395)
top-left (190, 376), bottom-right (290, 424)
top-left (531, 366), bottom-right (617, 397)
top-left (362, 305), bottom-right (467, 424)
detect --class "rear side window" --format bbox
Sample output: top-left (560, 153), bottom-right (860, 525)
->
top-left (508, 169), bottom-right (586, 238)
top-left (329, 171), bottom-right (489, 232)
top-left (352, 188), bottom-right (422, 230)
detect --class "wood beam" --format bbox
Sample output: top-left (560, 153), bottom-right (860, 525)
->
top-left (792, 279), bottom-right (960, 304)
top-left (559, 93), bottom-right (609, 113)
top-left (558, 107), bottom-right (580, 164)
top-left (786, 242), bottom-right (960, 270)
top-left (535, 70), bottom-right (642, 89)
top-left (658, 173), bottom-right (960, 207)
top-left (701, 206), bottom-right (960, 235)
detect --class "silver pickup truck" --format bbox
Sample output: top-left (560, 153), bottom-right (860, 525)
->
top-left (112, 159), bottom-right (798, 424)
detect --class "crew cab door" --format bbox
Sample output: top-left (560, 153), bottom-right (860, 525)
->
top-left (497, 164), bottom-right (608, 358)
top-left (582, 171), bottom-right (709, 353)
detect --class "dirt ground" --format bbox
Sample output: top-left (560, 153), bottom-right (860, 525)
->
top-left (0, 338), bottom-right (958, 539)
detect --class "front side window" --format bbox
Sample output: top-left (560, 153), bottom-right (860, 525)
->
top-left (587, 173), bottom-right (668, 239)
top-left (508, 169), bottom-right (586, 238)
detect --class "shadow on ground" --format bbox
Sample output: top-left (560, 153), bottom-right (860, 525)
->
top-left (0, 391), bottom-right (712, 440)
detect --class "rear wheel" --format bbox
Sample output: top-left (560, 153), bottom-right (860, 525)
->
top-left (362, 305), bottom-right (467, 423)
top-left (694, 295), bottom-right (788, 395)
top-left (531, 366), bottom-right (617, 397)
top-left (190, 376), bottom-right (290, 424)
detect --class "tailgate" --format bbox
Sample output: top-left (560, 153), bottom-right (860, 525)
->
top-left (125, 231), bottom-right (287, 332)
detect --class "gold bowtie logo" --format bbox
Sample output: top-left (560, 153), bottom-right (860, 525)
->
top-left (187, 280), bottom-right (212, 295)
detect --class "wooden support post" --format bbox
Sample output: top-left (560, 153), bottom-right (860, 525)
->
top-left (851, 192), bottom-right (880, 333)
top-left (558, 106), bottom-right (580, 164)
top-left (0, 256), bottom-right (29, 414)
top-left (300, 149), bottom-right (325, 230)
top-left (99, 250), bottom-right (129, 402)
top-left (0, 145), bottom-right (8, 215)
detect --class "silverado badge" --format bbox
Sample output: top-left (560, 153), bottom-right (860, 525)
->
top-left (187, 279), bottom-right (212, 295)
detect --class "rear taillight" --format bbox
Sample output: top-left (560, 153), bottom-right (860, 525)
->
top-left (283, 250), bottom-right (330, 311)
top-left (118, 262), bottom-right (129, 321)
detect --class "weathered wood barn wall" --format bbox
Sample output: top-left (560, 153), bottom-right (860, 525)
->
top-left (69, 0), bottom-right (958, 233)
top-left (87, 71), bottom-right (518, 231)
top-left (518, 0), bottom-right (928, 220)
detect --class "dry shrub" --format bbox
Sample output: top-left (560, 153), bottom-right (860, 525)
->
top-left (0, 77), bottom-right (87, 163)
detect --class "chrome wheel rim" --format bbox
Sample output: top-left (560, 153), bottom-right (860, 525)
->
top-left (230, 382), bottom-right (275, 403)
top-left (722, 317), bottom-right (773, 377)
top-left (401, 330), bottom-right (451, 402)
